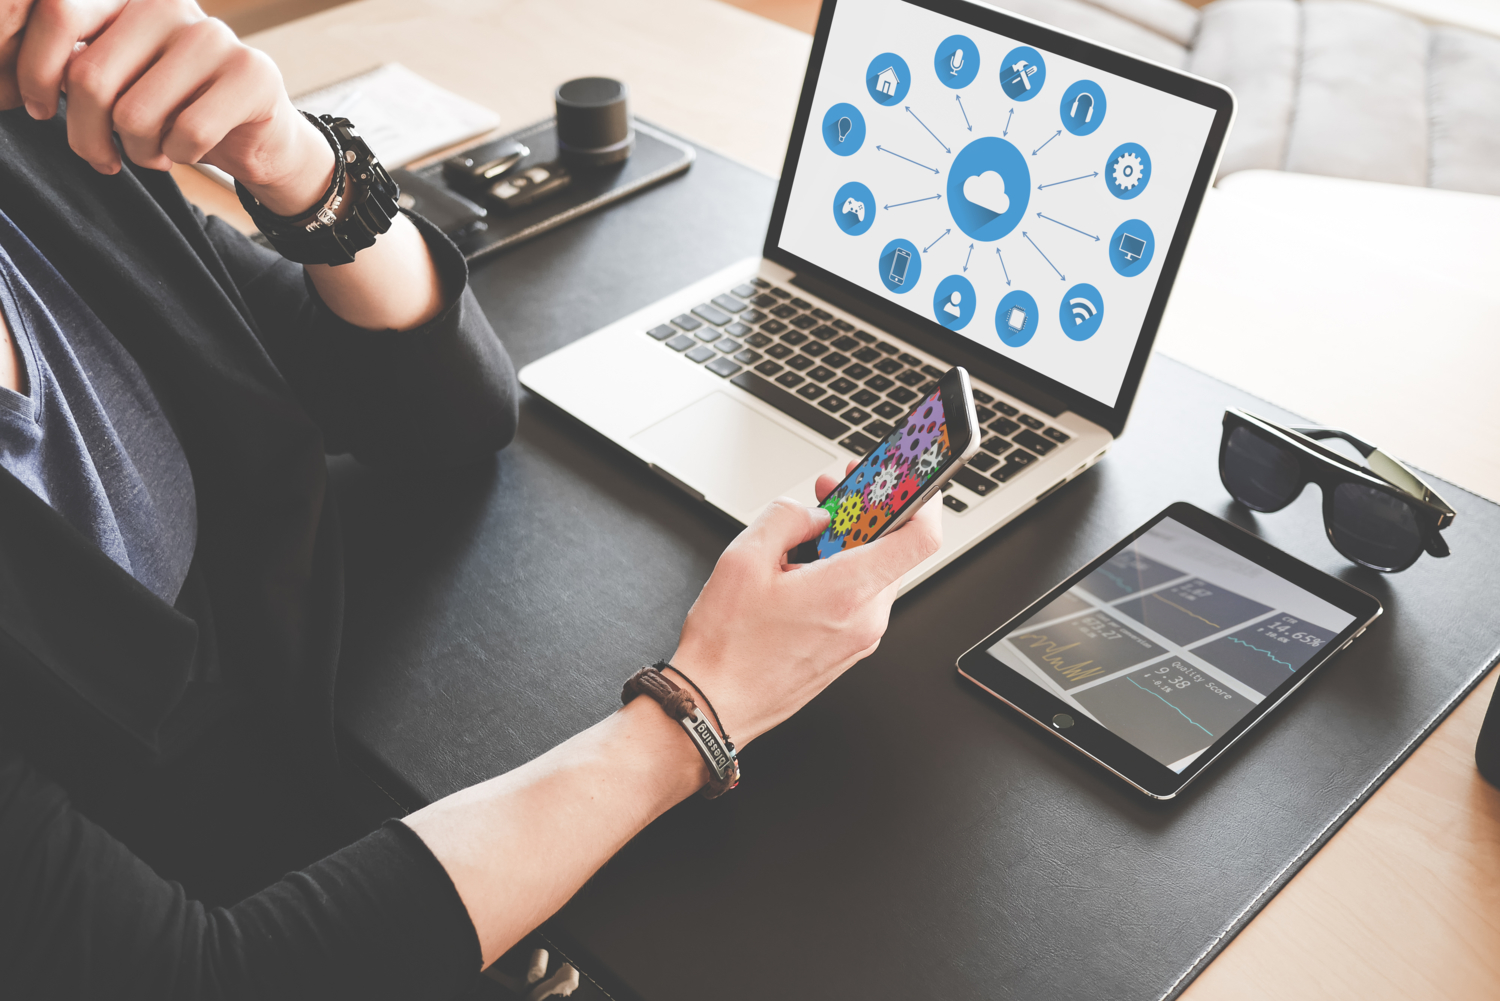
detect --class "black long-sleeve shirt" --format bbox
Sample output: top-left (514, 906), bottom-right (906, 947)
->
top-left (0, 108), bottom-right (513, 996)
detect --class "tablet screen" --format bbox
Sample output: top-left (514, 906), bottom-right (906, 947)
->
top-left (981, 516), bottom-right (1358, 772)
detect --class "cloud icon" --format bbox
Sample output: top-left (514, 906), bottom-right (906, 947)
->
top-left (962, 170), bottom-right (1010, 215)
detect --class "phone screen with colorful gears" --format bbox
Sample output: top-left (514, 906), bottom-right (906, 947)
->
top-left (813, 389), bottom-right (951, 559)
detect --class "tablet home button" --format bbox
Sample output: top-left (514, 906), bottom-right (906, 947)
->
top-left (1052, 713), bottom-right (1075, 729)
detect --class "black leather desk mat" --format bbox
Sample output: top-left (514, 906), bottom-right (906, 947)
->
top-left (328, 137), bottom-right (1500, 1001)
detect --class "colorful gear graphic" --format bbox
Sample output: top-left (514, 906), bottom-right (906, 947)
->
top-left (914, 438), bottom-right (946, 480)
top-left (1112, 152), bottom-right (1144, 191)
top-left (866, 462), bottom-right (903, 506)
top-left (833, 493), bottom-right (864, 535)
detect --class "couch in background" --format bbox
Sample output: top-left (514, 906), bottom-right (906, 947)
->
top-left (1000, 0), bottom-right (1500, 195)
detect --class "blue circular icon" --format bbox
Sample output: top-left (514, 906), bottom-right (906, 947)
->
top-left (999, 47), bottom-right (1046, 101)
top-left (878, 238), bottom-right (921, 293)
top-left (821, 103), bottom-right (866, 155)
top-left (934, 34), bottom-right (980, 89)
top-left (866, 53), bottom-right (911, 106)
top-left (947, 137), bottom-right (1030, 242)
top-left (833, 182), bottom-right (876, 236)
top-left (932, 274), bottom-right (977, 330)
top-left (996, 290), bottom-right (1040, 346)
top-left (1109, 220), bottom-right (1155, 277)
top-left (1059, 283), bottom-right (1104, 340)
top-left (1105, 142), bottom-right (1151, 199)
top-left (1060, 80), bottom-right (1106, 136)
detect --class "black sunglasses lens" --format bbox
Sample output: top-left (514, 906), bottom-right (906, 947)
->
top-left (1329, 482), bottom-right (1424, 571)
top-left (1222, 426), bottom-right (1303, 511)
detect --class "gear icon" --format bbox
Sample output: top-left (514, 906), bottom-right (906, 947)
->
top-left (867, 463), bottom-right (903, 506)
top-left (914, 439), bottom-right (946, 480)
top-left (833, 493), bottom-right (864, 535)
top-left (1111, 152), bottom-right (1144, 191)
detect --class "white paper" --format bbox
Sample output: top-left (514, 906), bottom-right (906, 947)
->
top-left (294, 63), bottom-right (502, 168)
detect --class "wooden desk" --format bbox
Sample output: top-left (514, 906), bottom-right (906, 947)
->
top-left (224, 2), bottom-right (1500, 996)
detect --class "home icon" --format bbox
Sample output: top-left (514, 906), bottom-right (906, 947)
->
top-left (875, 66), bottom-right (900, 96)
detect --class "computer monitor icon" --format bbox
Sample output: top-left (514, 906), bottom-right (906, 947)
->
top-left (1118, 231), bottom-right (1147, 263)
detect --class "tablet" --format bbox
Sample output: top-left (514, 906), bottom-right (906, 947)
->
top-left (957, 503), bottom-right (1382, 798)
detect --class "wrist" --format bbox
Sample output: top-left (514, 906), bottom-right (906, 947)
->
top-left (614, 694), bottom-right (709, 803)
top-left (237, 107), bottom-right (338, 217)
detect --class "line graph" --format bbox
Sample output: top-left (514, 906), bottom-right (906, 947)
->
top-left (1127, 677), bottom-right (1214, 736)
top-left (1228, 637), bottom-right (1293, 670)
top-left (1151, 594), bottom-right (1218, 629)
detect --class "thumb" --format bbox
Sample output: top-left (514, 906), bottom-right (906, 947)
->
top-left (735, 496), bottom-right (830, 563)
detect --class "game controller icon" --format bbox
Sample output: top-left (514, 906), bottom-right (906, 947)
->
top-left (842, 197), bottom-right (866, 222)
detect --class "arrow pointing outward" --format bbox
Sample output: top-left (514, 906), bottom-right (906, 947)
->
top-left (924, 228), bottom-right (951, 253)
top-left (1032, 130), bottom-right (1061, 156)
top-left (905, 106), bottom-right (950, 153)
top-left (1003, 108), bottom-right (1014, 137)
top-left (1023, 232), bottom-right (1066, 280)
top-left (883, 194), bottom-right (942, 210)
top-left (996, 247), bottom-right (1011, 286)
top-left (956, 94), bottom-right (973, 132)
top-left (1038, 171), bottom-right (1098, 190)
top-left (963, 243), bottom-right (974, 272)
top-left (1037, 212), bottom-right (1100, 241)
top-left (877, 146), bottom-right (939, 174)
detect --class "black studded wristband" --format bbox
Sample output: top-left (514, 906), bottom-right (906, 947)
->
top-left (236, 112), bottom-right (400, 266)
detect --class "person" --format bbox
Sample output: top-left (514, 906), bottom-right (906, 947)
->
top-left (0, 0), bottom-right (944, 996)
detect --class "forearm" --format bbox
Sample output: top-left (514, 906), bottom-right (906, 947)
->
top-left (240, 115), bottom-right (446, 332)
top-left (402, 696), bottom-right (707, 967)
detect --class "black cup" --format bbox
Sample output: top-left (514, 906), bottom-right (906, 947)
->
top-left (555, 77), bottom-right (634, 168)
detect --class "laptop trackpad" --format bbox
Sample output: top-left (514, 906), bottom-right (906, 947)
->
top-left (631, 392), bottom-right (835, 511)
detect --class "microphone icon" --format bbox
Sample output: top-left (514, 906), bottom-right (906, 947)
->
top-left (949, 48), bottom-right (964, 76)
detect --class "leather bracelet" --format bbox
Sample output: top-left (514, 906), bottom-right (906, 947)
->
top-left (621, 665), bottom-right (739, 799)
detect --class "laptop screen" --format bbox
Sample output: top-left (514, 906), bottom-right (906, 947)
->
top-left (772, 0), bottom-right (1228, 416)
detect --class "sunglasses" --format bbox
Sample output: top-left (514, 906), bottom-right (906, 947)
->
top-left (1218, 409), bottom-right (1454, 572)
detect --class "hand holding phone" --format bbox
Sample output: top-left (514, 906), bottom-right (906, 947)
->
top-left (792, 367), bottom-right (980, 563)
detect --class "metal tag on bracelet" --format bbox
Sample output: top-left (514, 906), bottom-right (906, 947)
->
top-left (680, 711), bottom-right (734, 781)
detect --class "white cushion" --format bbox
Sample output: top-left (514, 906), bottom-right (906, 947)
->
top-left (1076, 0), bottom-right (1201, 46)
top-left (1189, 0), bottom-right (1300, 175)
top-left (1428, 27), bottom-right (1500, 195)
top-left (995, 0), bottom-right (1190, 67)
top-left (1012, 0), bottom-right (1500, 195)
top-left (1283, 0), bottom-right (1429, 186)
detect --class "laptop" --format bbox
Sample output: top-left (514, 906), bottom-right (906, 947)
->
top-left (520, 0), bottom-right (1234, 591)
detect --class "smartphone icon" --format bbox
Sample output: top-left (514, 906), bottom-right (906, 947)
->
top-left (888, 248), bottom-right (912, 286)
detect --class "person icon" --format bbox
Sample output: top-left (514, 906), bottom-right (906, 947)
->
top-left (932, 274), bottom-right (976, 329)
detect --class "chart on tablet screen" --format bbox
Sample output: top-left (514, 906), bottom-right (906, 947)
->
top-left (987, 517), bottom-right (1357, 771)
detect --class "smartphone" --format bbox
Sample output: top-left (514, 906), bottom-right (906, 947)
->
top-left (391, 168), bottom-right (487, 237)
top-left (791, 367), bottom-right (980, 563)
top-left (889, 247), bottom-right (912, 286)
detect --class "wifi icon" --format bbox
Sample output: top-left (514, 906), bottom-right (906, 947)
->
top-left (1058, 283), bottom-right (1104, 341)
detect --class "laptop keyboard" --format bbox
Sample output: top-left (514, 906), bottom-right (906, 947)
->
top-left (645, 277), bottom-right (1072, 509)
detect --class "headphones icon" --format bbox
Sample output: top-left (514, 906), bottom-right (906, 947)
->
top-left (1070, 92), bottom-right (1095, 124)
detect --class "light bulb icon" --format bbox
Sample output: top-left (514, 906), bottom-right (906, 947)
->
top-left (836, 116), bottom-right (852, 143)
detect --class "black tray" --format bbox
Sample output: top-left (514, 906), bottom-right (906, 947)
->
top-left (411, 117), bottom-right (694, 262)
